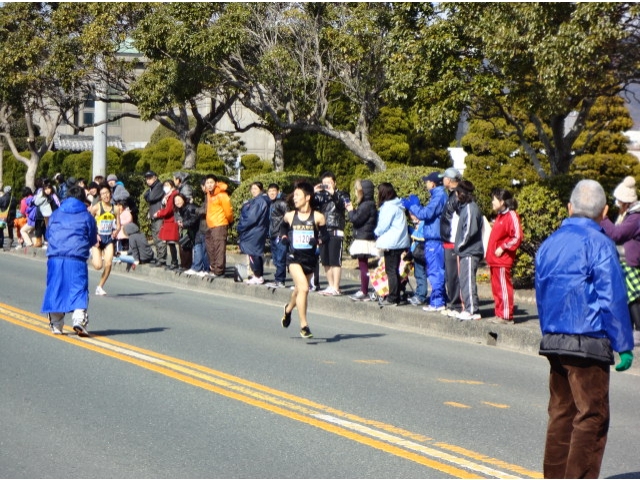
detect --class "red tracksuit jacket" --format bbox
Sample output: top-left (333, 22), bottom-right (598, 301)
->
top-left (485, 209), bottom-right (523, 268)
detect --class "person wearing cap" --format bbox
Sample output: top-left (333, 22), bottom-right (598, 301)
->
top-left (439, 167), bottom-right (463, 317)
top-left (536, 179), bottom-right (633, 478)
top-left (0, 185), bottom-right (17, 249)
top-left (403, 172), bottom-right (448, 312)
top-left (143, 171), bottom-right (167, 267)
top-left (173, 171), bottom-right (193, 202)
top-left (601, 175), bottom-right (640, 346)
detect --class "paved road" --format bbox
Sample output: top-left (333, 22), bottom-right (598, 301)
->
top-left (1, 252), bottom-right (639, 478)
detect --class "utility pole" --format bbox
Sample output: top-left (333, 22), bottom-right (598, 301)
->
top-left (92, 56), bottom-right (108, 180)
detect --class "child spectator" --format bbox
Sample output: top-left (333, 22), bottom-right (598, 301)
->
top-left (407, 214), bottom-right (428, 306)
top-left (486, 188), bottom-right (523, 324)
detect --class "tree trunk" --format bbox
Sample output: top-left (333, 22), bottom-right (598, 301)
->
top-left (308, 125), bottom-right (386, 171)
top-left (273, 131), bottom-right (285, 172)
top-left (0, 141), bottom-right (4, 186)
top-left (549, 116), bottom-right (573, 176)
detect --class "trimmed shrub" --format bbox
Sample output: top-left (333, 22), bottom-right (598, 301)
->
top-left (513, 182), bottom-right (567, 288)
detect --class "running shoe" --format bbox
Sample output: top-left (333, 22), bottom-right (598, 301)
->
top-left (300, 326), bottom-right (313, 338)
top-left (183, 269), bottom-right (197, 276)
top-left (378, 299), bottom-right (398, 307)
top-left (245, 276), bottom-right (264, 285)
top-left (281, 304), bottom-right (292, 328)
top-left (265, 281), bottom-right (286, 289)
top-left (95, 286), bottom-right (107, 296)
top-left (73, 323), bottom-right (90, 337)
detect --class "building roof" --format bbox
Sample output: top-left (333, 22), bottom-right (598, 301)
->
top-left (54, 134), bottom-right (126, 152)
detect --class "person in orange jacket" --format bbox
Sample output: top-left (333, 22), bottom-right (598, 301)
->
top-left (204, 174), bottom-right (233, 277)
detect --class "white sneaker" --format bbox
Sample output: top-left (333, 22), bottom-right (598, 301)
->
top-left (183, 269), bottom-right (197, 276)
top-left (196, 271), bottom-right (208, 278)
top-left (350, 291), bottom-right (369, 301)
top-left (457, 311), bottom-right (481, 321)
top-left (48, 313), bottom-right (64, 335)
top-left (73, 323), bottom-right (90, 337)
top-left (245, 276), bottom-right (264, 285)
top-left (95, 286), bottom-right (107, 296)
top-left (422, 305), bottom-right (445, 312)
top-left (447, 309), bottom-right (460, 318)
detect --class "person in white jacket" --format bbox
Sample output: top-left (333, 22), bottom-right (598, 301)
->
top-left (374, 183), bottom-right (410, 306)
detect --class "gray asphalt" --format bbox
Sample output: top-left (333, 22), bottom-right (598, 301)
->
top-left (1, 249), bottom-right (639, 478)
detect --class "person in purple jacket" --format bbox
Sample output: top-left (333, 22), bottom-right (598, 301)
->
top-left (601, 175), bottom-right (640, 346)
top-left (41, 186), bottom-right (97, 336)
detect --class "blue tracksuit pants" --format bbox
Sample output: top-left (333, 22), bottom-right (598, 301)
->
top-left (425, 240), bottom-right (446, 308)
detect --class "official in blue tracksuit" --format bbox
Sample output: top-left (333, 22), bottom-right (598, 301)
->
top-left (405, 172), bottom-right (448, 311)
top-left (41, 186), bottom-right (97, 336)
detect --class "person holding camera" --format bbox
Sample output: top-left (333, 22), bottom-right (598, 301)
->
top-left (313, 171), bottom-right (350, 296)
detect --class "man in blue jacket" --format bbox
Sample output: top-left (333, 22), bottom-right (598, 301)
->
top-left (404, 172), bottom-right (448, 311)
top-left (41, 186), bottom-right (97, 336)
top-left (535, 179), bottom-right (634, 479)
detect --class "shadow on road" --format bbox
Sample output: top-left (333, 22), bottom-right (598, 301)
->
top-left (303, 333), bottom-right (386, 344)
top-left (112, 292), bottom-right (175, 298)
top-left (90, 327), bottom-right (170, 336)
top-left (607, 473), bottom-right (640, 479)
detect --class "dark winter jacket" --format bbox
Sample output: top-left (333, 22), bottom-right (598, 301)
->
top-left (440, 189), bottom-right (459, 244)
top-left (144, 179), bottom-right (165, 219)
top-left (454, 199), bottom-right (484, 258)
top-left (347, 180), bottom-right (377, 241)
top-left (176, 203), bottom-right (200, 243)
top-left (124, 223), bottom-right (154, 263)
top-left (0, 191), bottom-right (17, 223)
top-left (237, 193), bottom-right (270, 257)
top-left (269, 194), bottom-right (288, 239)
top-left (315, 188), bottom-right (350, 231)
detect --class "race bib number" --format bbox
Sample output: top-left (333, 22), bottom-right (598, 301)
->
top-left (292, 229), bottom-right (313, 250)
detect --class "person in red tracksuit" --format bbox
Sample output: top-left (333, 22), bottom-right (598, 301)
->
top-left (486, 188), bottom-right (523, 324)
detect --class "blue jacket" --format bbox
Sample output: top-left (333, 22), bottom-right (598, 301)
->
top-left (409, 186), bottom-right (447, 241)
top-left (45, 197), bottom-right (97, 260)
top-left (374, 198), bottom-right (410, 251)
top-left (536, 217), bottom-right (634, 361)
top-left (237, 193), bottom-right (270, 256)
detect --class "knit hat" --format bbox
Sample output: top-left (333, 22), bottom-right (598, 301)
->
top-left (3, 186), bottom-right (11, 194)
top-left (614, 176), bottom-right (638, 204)
top-left (107, 174), bottom-right (118, 182)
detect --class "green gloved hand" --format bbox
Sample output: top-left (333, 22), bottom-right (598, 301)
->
top-left (615, 351), bottom-right (633, 372)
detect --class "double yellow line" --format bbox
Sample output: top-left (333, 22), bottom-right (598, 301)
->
top-left (0, 302), bottom-right (541, 479)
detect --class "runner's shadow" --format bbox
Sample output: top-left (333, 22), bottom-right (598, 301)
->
top-left (90, 327), bottom-right (169, 337)
top-left (112, 292), bottom-right (175, 297)
top-left (303, 333), bottom-right (386, 344)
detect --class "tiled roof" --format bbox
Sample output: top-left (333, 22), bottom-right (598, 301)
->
top-left (54, 134), bottom-right (126, 152)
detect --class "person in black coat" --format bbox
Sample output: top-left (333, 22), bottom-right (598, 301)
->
top-left (0, 185), bottom-right (18, 249)
top-left (345, 179), bottom-right (379, 301)
top-left (174, 193), bottom-right (200, 270)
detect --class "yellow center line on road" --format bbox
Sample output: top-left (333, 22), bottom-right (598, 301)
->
top-left (0, 303), bottom-right (542, 479)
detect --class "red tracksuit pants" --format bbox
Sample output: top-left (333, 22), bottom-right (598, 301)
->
top-left (490, 266), bottom-right (514, 320)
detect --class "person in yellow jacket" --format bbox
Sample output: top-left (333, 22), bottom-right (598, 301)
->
top-left (204, 174), bottom-right (233, 276)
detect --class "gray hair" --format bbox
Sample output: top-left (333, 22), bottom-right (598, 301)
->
top-left (570, 179), bottom-right (606, 220)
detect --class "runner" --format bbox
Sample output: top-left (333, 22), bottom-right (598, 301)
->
top-left (89, 183), bottom-right (121, 295)
top-left (41, 186), bottom-right (97, 336)
top-left (279, 182), bottom-right (328, 339)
